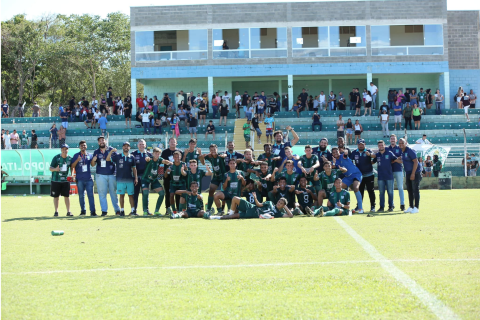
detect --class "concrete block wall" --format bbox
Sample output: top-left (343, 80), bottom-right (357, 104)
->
top-left (447, 11), bottom-right (480, 69)
top-left (448, 69), bottom-right (480, 103)
top-left (376, 74), bottom-right (441, 105)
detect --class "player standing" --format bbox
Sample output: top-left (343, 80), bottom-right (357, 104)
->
top-left (50, 144), bottom-right (73, 217)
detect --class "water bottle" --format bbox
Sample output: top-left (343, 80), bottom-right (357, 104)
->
top-left (51, 230), bottom-right (64, 236)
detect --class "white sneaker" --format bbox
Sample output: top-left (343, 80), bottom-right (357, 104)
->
top-left (259, 214), bottom-right (274, 219)
top-left (410, 207), bottom-right (419, 214)
top-left (404, 207), bottom-right (413, 213)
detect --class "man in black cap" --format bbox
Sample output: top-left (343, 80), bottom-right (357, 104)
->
top-left (50, 144), bottom-right (73, 217)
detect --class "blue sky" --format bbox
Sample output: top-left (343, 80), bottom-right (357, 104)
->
top-left (2, 0), bottom-right (479, 21)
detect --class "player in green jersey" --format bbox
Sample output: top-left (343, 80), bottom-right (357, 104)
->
top-left (241, 179), bottom-right (263, 204)
top-left (50, 144), bottom-right (73, 217)
top-left (182, 139), bottom-right (205, 164)
top-left (257, 144), bottom-right (281, 173)
top-left (269, 176), bottom-right (295, 210)
top-left (306, 178), bottom-right (351, 217)
top-left (211, 158), bottom-right (246, 215)
top-left (293, 176), bottom-right (317, 216)
top-left (316, 161), bottom-right (347, 207)
top-left (165, 151), bottom-right (187, 215)
top-left (237, 149), bottom-right (259, 179)
top-left (252, 161), bottom-right (273, 199)
top-left (271, 160), bottom-right (300, 186)
top-left (178, 159), bottom-right (212, 212)
top-left (170, 181), bottom-right (205, 219)
top-left (205, 193), bottom-right (292, 219)
top-left (297, 145), bottom-right (320, 184)
top-left (199, 144), bottom-right (227, 210)
top-left (141, 147), bottom-right (173, 216)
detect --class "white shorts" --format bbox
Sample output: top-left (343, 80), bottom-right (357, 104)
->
top-left (464, 106), bottom-right (469, 114)
top-left (395, 115), bottom-right (402, 123)
top-left (457, 97), bottom-right (461, 102)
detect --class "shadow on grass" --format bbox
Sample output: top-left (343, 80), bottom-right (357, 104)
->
top-left (2, 215), bottom-right (171, 222)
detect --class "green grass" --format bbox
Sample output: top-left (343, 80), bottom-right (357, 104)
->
top-left (2, 190), bottom-right (480, 319)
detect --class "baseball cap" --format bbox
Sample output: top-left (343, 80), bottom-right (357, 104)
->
top-left (61, 144), bottom-right (69, 149)
top-left (357, 139), bottom-right (366, 144)
top-left (123, 141), bottom-right (130, 146)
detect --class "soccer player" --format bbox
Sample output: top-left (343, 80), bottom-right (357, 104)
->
top-left (71, 140), bottom-right (96, 216)
top-left (242, 179), bottom-right (263, 204)
top-left (50, 144), bottom-right (73, 217)
top-left (293, 176), bottom-right (317, 216)
top-left (297, 145), bottom-right (320, 185)
top-left (182, 139), bottom-right (204, 164)
top-left (257, 143), bottom-right (281, 173)
top-left (106, 142), bottom-right (138, 216)
top-left (223, 141), bottom-right (245, 167)
top-left (316, 161), bottom-right (347, 207)
top-left (278, 147), bottom-right (301, 173)
top-left (206, 194), bottom-right (292, 219)
top-left (141, 147), bottom-right (172, 216)
top-left (165, 151), bottom-right (187, 215)
top-left (271, 161), bottom-right (300, 188)
top-left (312, 138), bottom-right (333, 174)
top-left (332, 147), bottom-right (364, 213)
top-left (211, 158), bottom-right (246, 215)
top-left (269, 176), bottom-right (295, 210)
top-left (170, 181), bottom-right (205, 219)
top-left (370, 140), bottom-right (400, 212)
top-left (386, 134), bottom-right (405, 211)
top-left (398, 138), bottom-right (421, 213)
top-left (237, 149), bottom-right (259, 178)
top-left (350, 139), bottom-right (376, 212)
top-left (132, 139), bottom-right (153, 214)
top-left (306, 178), bottom-right (351, 217)
top-left (200, 144), bottom-right (227, 211)
top-left (272, 126), bottom-right (299, 167)
top-left (252, 161), bottom-right (273, 201)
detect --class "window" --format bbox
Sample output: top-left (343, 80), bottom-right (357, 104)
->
top-left (213, 28), bottom-right (250, 59)
top-left (135, 29), bottom-right (208, 61)
top-left (371, 24), bottom-right (444, 56)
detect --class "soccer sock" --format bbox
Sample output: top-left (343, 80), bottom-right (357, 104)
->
top-left (207, 196), bottom-right (214, 209)
top-left (355, 191), bottom-right (363, 210)
top-left (120, 208), bottom-right (124, 212)
top-left (171, 202), bottom-right (177, 211)
top-left (142, 190), bottom-right (149, 212)
top-left (227, 209), bottom-right (234, 216)
top-left (325, 208), bottom-right (341, 216)
top-left (178, 203), bottom-right (186, 211)
top-left (131, 208), bottom-right (135, 213)
top-left (155, 190), bottom-right (165, 213)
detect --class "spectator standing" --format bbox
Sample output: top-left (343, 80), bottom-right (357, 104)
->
top-left (71, 140), bottom-right (96, 216)
top-left (1, 129), bottom-right (5, 149)
top-left (370, 82), bottom-right (378, 110)
top-left (256, 98), bottom-right (265, 121)
top-left (19, 130), bottom-right (29, 149)
top-left (91, 96), bottom-right (98, 112)
top-left (336, 115), bottom-right (345, 139)
top-left (424, 155), bottom-right (433, 177)
top-left (469, 153), bottom-right (478, 176)
top-left (141, 108), bottom-right (151, 134)
top-left (463, 93), bottom-right (471, 122)
top-left (251, 114), bottom-right (262, 144)
top-left (116, 97), bottom-right (123, 115)
top-left (433, 154), bottom-right (442, 177)
top-left (434, 89), bottom-right (444, 112)
top-left (425, 89), bottom-right (433, 110)
top-left (234, 91), bottom-right (242, 118)
top-left (170, 113), bottom-right (179, 137)
top-left (268, 97), bottom-right (277, 115)
top-left (4, 130), bottom-right (11, 149)
top-left (312, 111), bottom-right (322, 132)
top-left (246, 102), bottom-right (254, 121)
top-left (58, 126), bottom-right (66, 147)
top-left (299, 88), bottom-right (308, 109)
top-left (241, 91), bottom-right (250, 118)
top-left (380, 109), bottom-right (389, 138)
top-left (136, 93), bottom-right (145, 112)
top-left (363, 91), bottom-right (372, 116)
top-left (2, 100), bottom-right (9, 118)
top-left (410, 90), bottom-right (418, 110)
top-left (456, 86), bottom-right (464, 109)
top-left (388, 90), bottom-right (396, 111)
top-left (32, 101), bottom-right (40, 117)
top-left (10, 130), bottom-right (19, 149)
top-left (337, 93), bottom-right (346, 110)
top-left (212, 92), bottom-right (221, 119)
top-left (198, 101), bottom-right (207, 127)
top-left (31, 130), bottom-right (38, 149)
top-left (399, 138), bottom-right (421, 214)
top-left (98, 114), bottom-right (108, 136)
top-left (49, 124), bottom-right (58, 148)
top-left (264, 113), bottom-right (275, 144)
top-left (60, 109), bottom-right (69, 130)
top-left (223, 90), bottom-right (231, 111)
top-left (124, 96), bottom-right (132, 128)
top-left (404, 89), bottom-right (411, 107)
top-left (345, 118), bottom-right (353, 145)
top-left (469, 89), bottom-right (476, 109)
top-left (403, 103), bottom-right (413, 130)
top-left (362, 88), bottom-right (367, 109)
top-left (176, 90), bottom-right (185, 107)
top-left (93, 109), bottom-right (102, 129)
top-left (106, 87), bottom-right (114, 114)
top-left (328, 91), bottom-right (336, 110)
top-left (349, 88), bottom-right (357, 111)
top-left (319, 91), bottom-right (326, 111)
top-left (354, 120), bottom-right (363, 144)
top-left (99, 94), bottom-right (107, 114)
top-left (397, 90), bottom-right (406, 107)
top-left (219, 99), bottom-right (229, 126)
top-left (188, 113), bottom-right (197, 139)
top-left (242, 120), bottom-right (251, 149)
top-left (15, 103), bottom-right (25, 117)
top-left (393, 101), bottom-right (403, 131)
top-left (412, 104), bottom-right (422, 130)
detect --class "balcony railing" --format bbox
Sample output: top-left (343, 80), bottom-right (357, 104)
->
top-left (213, 48), bottom-right (287, 59)
top-left (372, 46), bottom-right (444, 56)
top-left (292, 47), bottom-right (366, 57)
top-left (135, 50), bottom-right (208, 62)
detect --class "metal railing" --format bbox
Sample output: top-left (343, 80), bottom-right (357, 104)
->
top-left (135, 50), bottom-right (208, 62)
top-left (371, 45), bottom-right (443, 56)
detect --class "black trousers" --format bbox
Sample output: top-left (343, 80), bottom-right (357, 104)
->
top-left (359, 175), bottom-right (376, 208)
top-left (163, 176), bottom-right (180, 209)
top-left (405, 118), bottom-right (413, 130)
top-left (133, 175), bottom-right (144, 211)
top-left (406, 171), bottom-right (421, 208)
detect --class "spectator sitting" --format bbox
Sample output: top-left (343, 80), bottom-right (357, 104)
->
top-left (312, 111), bottom-right (322, 132)
top-left (188, 113), bottom-right (198, 139)
top-left (167, 102), bottom-right (175, 118)
top-left (205, 120), bottom-right (215, 140)
top-left (170, 113), bottom-right (179, 137)
top-left (153, 117), bottom-right (162, 135)
top-left (58, 125), bottom-right (66, 147)
top-left (416, 134), bottom-right (432, 145)
top-left (84, 108), bottom-right (94, 129)
top-left (50, 124), bottom-right (58, 148)
top-left (177, 106), bottom-right (187, 125)
top-left (267, 97), bottom-right (277, 115)
top-left (32, 101), bottom-right (40, 117)
top-left (31, 129), bottom-right (38, 149)
top-left (469, 153), bottom-right (478, 176)
top-left (293, 100), bottom-right (303, 118)
top-left (2, 99), bottom-right (9, 118)
top-left (98, 113), bottom-right (108, 136)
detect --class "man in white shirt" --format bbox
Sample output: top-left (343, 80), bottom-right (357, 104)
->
top-left (222, 91), bottom-right (231, 109)
top-left (469, 89), bottom-right (476, 109)
top-left (176, 90), bottom-right (185, 107)
top-left (91, 96), bottom-right (98, 112)
top-left (416, 134), bottom-right (432, 145)
top-left (318, 91), bottom-right (326, 111)
top-left (370, 82), bottom-right (378, 110)
top-left (93, 110), bottom-right (102, 129)
top-left (234, 91), bottom-right (242, 118)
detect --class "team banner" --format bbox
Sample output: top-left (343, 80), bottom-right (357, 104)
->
top-left (1, 149), bottom-right (80, 177)
top-left (410, 144), bottom-right (450, 167)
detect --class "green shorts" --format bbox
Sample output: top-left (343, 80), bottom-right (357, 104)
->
top-left (244, 134), bottom-right (250, 142)
top-left (210, 177), bottom-right (223, 186)
top-left (141, 179), bottom-right (162, 190)
top-left (187, 209), bottom-right (201, 218)
top-left (238, 199), bottom-right (259, 219)
top-left (169, 183), bottom-right (186, 194)
top-left (222, 191), bottom-right (235, 201)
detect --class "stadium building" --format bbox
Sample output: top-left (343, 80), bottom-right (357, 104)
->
top-left (130, 0), bottom-right (480, 111)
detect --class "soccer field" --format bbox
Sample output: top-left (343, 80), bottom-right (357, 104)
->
top-left (2, 190), bottom-right (480, 319)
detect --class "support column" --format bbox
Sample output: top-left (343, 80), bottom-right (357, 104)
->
top-left (366, 72), bottom-right (372, 89)
top-left (208, 76), bottom-right (214, 114)
top-left (131, 78), bottom-right (137, 114)
top-left (443, 72), bottom-right (450, 109)
top-left (288, 75), bottom-right (293, 111)
top-left (328, 78), bottom-right (332, 96)
top-left (278, 80), bottom-right (283, 97)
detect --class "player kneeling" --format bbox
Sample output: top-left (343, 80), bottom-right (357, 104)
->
top-left (306, 178), bottom-right (351, 217)
top-left (205, 193), bottom-right (293, 219)
top-left (293, 176), bottom-right (317, 216)
top-left (170, 181), bottom-right (205, 219)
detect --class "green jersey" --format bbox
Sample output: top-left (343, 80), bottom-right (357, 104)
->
top-left (328, 189), bottom-right (350, 209)
top-left (184, 150), bottom-right (200, 163)
top-left (243, 123), bottom-right (250, 135)
top-left (182, 193), bottom-right (204, 212)
top-left (50, 154), bottom-right (72, 182)
top-left (237, 159), bottom-right (256, 178)
top-left (255, 169), bottom-right (273, 195)
top-left (224, 170), bottom-right (244, 196)
top-left (295, 186), bottom-right (314, 208)
top-left (299, 154), bottom-right (319, 179)
top-left (273, 187), bottom-right (294, 208)
top-left (205, 155), bottom-right (226, 180)
top-left (257, 153), bottom-right (276, 173)
top-left (186, 169), bottom-right (205, 191)
top-left (418, 92), bottom-right (426, 102)
top-left (319, 169), bottom-right (342, 194)
top-left (256, 201), bottom-right (285, 218)
top-left (142, 157), bottom-right (164, 182)
top-left (276, 170), bottom-right (300, 186)
top-left (19, 133), bottom-right (28, 145)
top-left (433, 160), bottom-right (442, 171)
top-left (169, 161), bottom-right (186, 186)
top-left (242, 188), bottom-right (263, 204)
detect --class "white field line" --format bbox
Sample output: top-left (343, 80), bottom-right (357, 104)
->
top-left (334, 217), bottom-right (460, 320)
top-left (2, 258), bottom-right (479, 276)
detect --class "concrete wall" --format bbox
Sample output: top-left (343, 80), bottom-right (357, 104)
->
top-left (448, 69), bottom-right (480, 103)
top-left (447, 11), bottom-right (480, 69)
top-left (376, 73), bottom-right (440, 105)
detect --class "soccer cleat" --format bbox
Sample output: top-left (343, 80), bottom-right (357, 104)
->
top-left (101, 212), bottom-right (108, 216)
top-left (91, 212), bottom-right (97, 217)
top-left (166, 207), bottom-right (173, 217)
top-left (119, 211), bottom-right (125, 216)
top-left (54, 212), bottom-right (59, 217)
top-left (411, 207), bottom-right (419, 214)
top-left (203, 212), bottom-right (211, 219)
top-left (80, 211), bottom-right (86, 216)
top-left (67, 212), bottom-right (73, 217)
top-left (154, 212), bottom-right (162, 216)
top-left (304, 207), bottom-right (314, 217)
top-left (170, 213), bottom-right (180, 219)
top-left (400, 205), bottom-right (405, 211)
top-left (129, 212), bottom-right (138, 216)
top-left (216, 209), bottom-right (225, 216)
top-left (404, 207), bottom-right (413, 213)
top-left (207, 207), bottom-right (216, 216)
top-left (259, 213), bottom-right (274, 219)
top-left (314, 207), bottom-right (324, 217)
top-left (143, 211), bottom-right (149, 216)
top-left (293, 207), bottom-right (302, 216)
top-left (388, 207), bottom-right (394, 212)
top-left (377, 207), bottom-right (385, 213)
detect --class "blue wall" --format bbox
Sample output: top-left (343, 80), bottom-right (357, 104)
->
top-left (132, 61), bottom-right (450, 79)
top-left (449, 69), bottom-right (480, 102)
